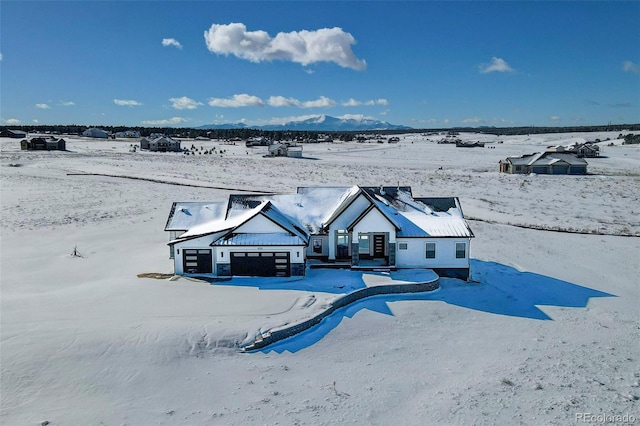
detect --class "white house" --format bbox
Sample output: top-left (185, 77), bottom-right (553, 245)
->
top-left (166, 186), bottom-right (474, 280)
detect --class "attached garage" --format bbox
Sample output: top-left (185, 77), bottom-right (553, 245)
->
top-left (231, 252), bottom-right (290, 277)
top-left (183, 249), bottom-right (213, 274)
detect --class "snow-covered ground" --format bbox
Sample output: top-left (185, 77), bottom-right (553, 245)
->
top-left (1, 131), bottom-right (639, 425)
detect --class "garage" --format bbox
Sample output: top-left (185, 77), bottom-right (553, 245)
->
top-left (231, 252), bottom-right (290, 277)
top-left (183, 249), bottom-right (213, 274)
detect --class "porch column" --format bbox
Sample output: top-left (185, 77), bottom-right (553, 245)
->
top-left (388, 242), bottom-right (396, 266)
top-left (351, 242), bottom-right (359, 266)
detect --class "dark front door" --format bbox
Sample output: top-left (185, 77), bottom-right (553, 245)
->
top-left (373, 234), bottom-right (385, 258)
top-left (183, 249), bottom-right (213, 274)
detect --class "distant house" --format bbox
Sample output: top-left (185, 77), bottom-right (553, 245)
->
top-left (267, 143), bottom-right (303, 158)
top-left (115, 130), bottom-right (141, 138)
top-left (499, 152), bottom-right (588, 175)
top-left (1, 129), bottom-right (27, 139)
top-left (140, 136), bottom-right (181, 152)
top-left (20, 137), bottom-right (66, 151)
top-left (82, 128), bottom-right (109, 139)
top-left (166, 186), bottom-right (474, 280)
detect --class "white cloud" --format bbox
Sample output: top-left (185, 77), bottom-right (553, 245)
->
top-left (337, 114), bottom-right (375, 120)
top-left (203, 23), bottom-right (366, 70)
top-left (61, 101), bottom-right (75, 107)
top-left (162, 38), bottom-right (183, 49)
top-left (114, 99), bottom-right (142, 106)
top-left (549, 115), bottom-right (561, 122)
top-left (33, 119), bottom-right (39, 123)
top-left (5, 118), bottom-right (21, 124)
top-left (170, 96), bottom-right (202, 110)
top-left (462, 117), bottom-right (484, 124)
top-left (479, 57), bottom-right (515, 73)
top-left (342, 98), bottom-right (388, 107)
top-left (208, 94), bottom-right (264, 108)
top-left (0, 52), bottom-right (3, 61)
top-left (622, 60), bottom-right (639, 73)
top-left (267, 96), bottom-right (335, 108)
top-left (302, 96), bottom-right (335, 108)
top-left (141, 116), bottom-right (186, 125)
top-left (35, 103), bottom-right (50, 109)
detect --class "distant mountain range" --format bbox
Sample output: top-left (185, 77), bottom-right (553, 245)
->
top-left (198, 115), bottom-right (412, 131)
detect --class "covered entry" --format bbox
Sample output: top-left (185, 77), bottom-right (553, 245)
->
top-left (231, 252), bottom-right (290, 277)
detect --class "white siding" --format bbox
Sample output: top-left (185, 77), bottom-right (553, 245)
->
top-left (351, 208), bottom-right (397, 243)
top-left (234, 214), bottom-right (286, 234)
top-left (327, 194), bottom-right (370, 259)
top-left (395, 238), bottom-right (471, 269)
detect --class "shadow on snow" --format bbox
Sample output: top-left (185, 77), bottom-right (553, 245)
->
top-left (210, 259), bottom-right (615, 353)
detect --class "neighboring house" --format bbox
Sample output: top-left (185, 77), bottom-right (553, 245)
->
top-left (20, 137), bottom-right (66, 151)
top-left (140, 136), bottom-right (181, 152)
top-left (166, 186), bottom-right (474, 280)
top-left (82, 128), bottom-right (109, 139)
top-left (115, 130), bottom-right (141, 138)
top-left (267, 143), bottom-right (303, 158)
top-left (1, 129), bottom-right (27, 138)
top-left (499, 152), bottom-right (588, 175)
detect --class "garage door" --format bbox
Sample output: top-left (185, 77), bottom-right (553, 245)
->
top-left (183, 249), bottom-right (213, 274)
top-left (231, 252), bottom-right (290, 277)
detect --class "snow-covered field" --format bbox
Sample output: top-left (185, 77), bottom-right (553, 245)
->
top-left (1, 131), bottom-right (639, 425)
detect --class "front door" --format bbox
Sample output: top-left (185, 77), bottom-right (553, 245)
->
top-left (373, 234), bottom-right (385, 258)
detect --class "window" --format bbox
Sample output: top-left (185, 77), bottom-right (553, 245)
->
top-left (359, 234), bottom-right (370, 253)
top-left (337, 231), bottom-right (349, 246)
top-left (398, 243), bottom-right (408, 250)
top-left (425, 242), bottom-right (436, 259)
top-left (456, 242), bottom-right (466, 259)
top-left (312, 238), bottom-right (323, 253)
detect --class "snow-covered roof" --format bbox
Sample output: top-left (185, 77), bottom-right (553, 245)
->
top-left (168, 185), bottom-right (473, 244)
top-left (504, 152), bottom-right (588, 167)
top-left (165, 202), bottom-right (227, 231)
top-left (214, 233), bottom-right (307, 246)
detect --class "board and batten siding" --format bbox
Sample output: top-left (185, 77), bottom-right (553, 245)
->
top-left (234, 214), bottom-right (287, 234)
top-left (327, 194), bottom-right (370, 260)
top-left (395, 238), bottom-right (471, 269)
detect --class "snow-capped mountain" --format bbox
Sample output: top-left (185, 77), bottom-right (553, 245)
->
top-left (198, 115), bottom-right (411, 131)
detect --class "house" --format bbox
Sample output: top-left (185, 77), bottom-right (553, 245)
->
top-left (115, 130), bottom-right (141, 138)
top-left (20, 137), bottom-right (66, 151)
top-left (166, 186), bottom-right (474, 280)
top-left (82, 128), bottom-right (109, 139)
top-left (1, 129), bottom-right (27, 139)
top-left (140, 136), bottom-right (181, 152)
top-left (267, 143), bottom-right (303, 158)
top-left (499, 151), bottom-right (588, 175)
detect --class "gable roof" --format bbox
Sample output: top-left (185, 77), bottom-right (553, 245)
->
top-left (165, 201), bottom-right (227, 231)
top-left (170, 200), bottom-right (310, 246)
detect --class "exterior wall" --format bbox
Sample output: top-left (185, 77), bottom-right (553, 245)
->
top-left (306, 235), bottom-right (329, 258)
top-left (351, 208), bottom-right (396, 242)
top-left (172, 234), bottom-right (220, 275)
top-left (234, 215), bottom-right (287, 234)
top-left (395, 238), bottom-right (471, 269)
top-left (327, 194), bottom-right (370, 260)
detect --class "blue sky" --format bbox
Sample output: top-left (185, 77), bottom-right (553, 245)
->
top-left (1, 1), bottom-right (638, 128)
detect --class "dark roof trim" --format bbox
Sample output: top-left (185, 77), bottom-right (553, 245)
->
top-left (346, 203), bottom-right (400, 232)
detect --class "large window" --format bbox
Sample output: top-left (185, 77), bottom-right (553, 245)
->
top-left (425, 242), bottom-right (436, 259)
top-left (337, 231), bottom-right (349, 247)
top-left (455, 242), bottom-right (466, 259)
top-left (358, 234), bottom-right (370, 254)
